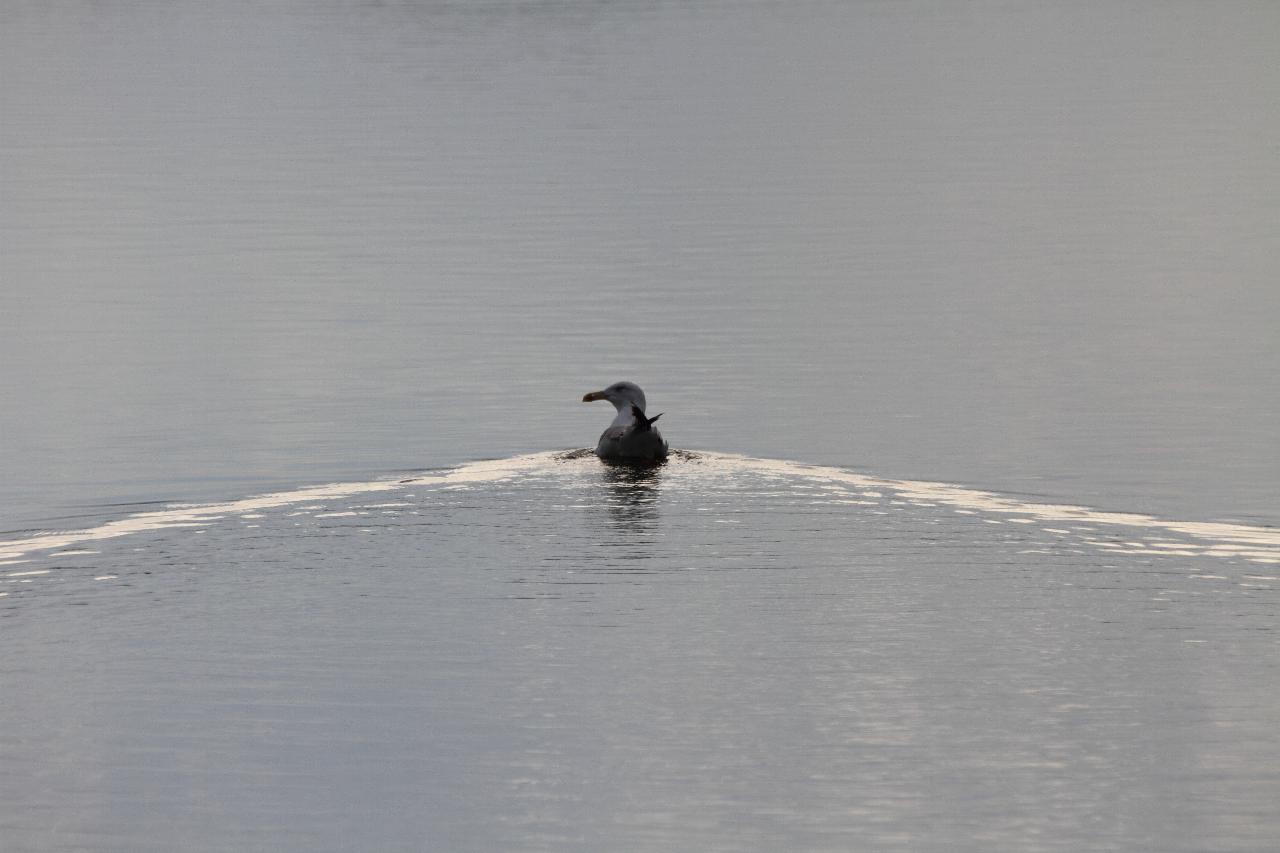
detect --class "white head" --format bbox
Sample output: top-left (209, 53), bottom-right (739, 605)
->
top-left (582, 381), bottom-right (648, 413)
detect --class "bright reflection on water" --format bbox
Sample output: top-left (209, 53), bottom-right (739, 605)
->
top-left (2, 453), bottom-right (1279, 851)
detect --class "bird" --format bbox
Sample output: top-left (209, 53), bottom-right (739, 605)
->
top-left (581, 381), bottom-right (669, 462)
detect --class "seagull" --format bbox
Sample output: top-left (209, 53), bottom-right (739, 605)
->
top-left (582, 381), bottom-right (669, 462)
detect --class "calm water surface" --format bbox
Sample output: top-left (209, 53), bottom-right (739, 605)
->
top-left (3, 0), bottom-right (1277, 527)
top-left (2, 1), bottom-right (1279, 850)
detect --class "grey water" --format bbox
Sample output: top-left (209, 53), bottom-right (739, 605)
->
top-left (2, 1), bottom-right (1279, 851)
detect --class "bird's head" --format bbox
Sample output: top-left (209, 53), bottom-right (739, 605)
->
top-left (582, 381), bottom-right (648, 413)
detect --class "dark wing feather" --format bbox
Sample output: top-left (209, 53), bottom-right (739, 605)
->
top-left (630, 404), bottom-right (663, 431)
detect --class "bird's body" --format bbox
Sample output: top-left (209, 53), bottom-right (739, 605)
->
top-left (582, 381), bottom-right (668, 462)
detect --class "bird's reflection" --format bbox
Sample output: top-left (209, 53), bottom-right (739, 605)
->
top-left (599, 461), bottom-right (663, 535)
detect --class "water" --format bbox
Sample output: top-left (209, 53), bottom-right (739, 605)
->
top-left (3, 453), bottom-right (1279, 851)
top-left (2, 1), bottom-right (1279, 850)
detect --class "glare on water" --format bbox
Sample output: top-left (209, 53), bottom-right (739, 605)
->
top-left (3, 452), bottom-right (1280, 851)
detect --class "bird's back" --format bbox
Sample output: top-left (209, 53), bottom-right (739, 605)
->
top-left (596, 423), bottom-right (668, 462)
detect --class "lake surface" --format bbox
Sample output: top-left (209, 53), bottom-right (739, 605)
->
top-left (2, 1), bottom-right (1278, 850)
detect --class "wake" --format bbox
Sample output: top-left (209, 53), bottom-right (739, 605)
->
top-left (1, 451), bottom-right (1276, 566)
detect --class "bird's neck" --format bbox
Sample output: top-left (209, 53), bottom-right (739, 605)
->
top-left (610, 403), bottom-right (639, 427)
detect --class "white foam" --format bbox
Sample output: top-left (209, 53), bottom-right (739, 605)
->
top-left (1, 451), bottom-right (1276, 565)
top-left (0, 454), bottom-right (545, 562)
top-left (699, 453), bottom-right (1280, 564)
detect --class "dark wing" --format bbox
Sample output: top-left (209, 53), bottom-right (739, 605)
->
top-left (630, 404), bottom-right (664, 431)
